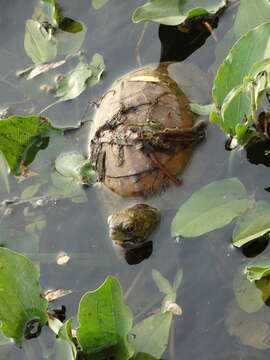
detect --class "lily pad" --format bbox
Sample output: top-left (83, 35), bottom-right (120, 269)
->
top-left (0, 116), bottom-right (59, 175)
top-left (233, 201), bottom-right (270, 247)
top-left (132, 0), bottom-right (226, 25)
top-left (0, 248), bottom-right (48, 343)
top-left (77, 276), bottom-right (134, 359)
top-left (171, 178), bottom-right (252, 237)
top-left (24, 19), bottom-right (57, 64)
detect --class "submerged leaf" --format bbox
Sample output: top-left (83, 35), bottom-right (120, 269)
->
top-left (171, 178), bottom-right (252, 237)
top-left (24, 19), bottom-right (57, 64)
top-left (233, 268), bottom-right (270, 313)
top-left (92, 0), bottom-right (109, 9)
top-left (0, 248), bottom-right (48, 343)
top-left (132, 0), bottom-right (226, 25)
top-left (131, 312), bottom-right (172, 358)
top-left (0, 116), bottom-right (59, 175)
top-left (233, 201), bottom-right (270, 247)
top-left (77, 276), bottom-right (134, 359)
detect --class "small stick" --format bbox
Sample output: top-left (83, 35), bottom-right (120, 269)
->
top-left (136, 23), bottom-right (148, 67)
top-left (203, 21), bottom-right (218, 42)
top-left (124, 268), bottom-right (144, 301)
top-left (148, 152), bottom-right (182, 186)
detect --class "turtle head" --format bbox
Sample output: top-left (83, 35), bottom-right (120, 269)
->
top-left (107, 204), bottom-right (160, 248)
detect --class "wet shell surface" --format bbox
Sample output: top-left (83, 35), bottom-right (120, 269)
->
top-left (89, 66), bottom-right (204, 198)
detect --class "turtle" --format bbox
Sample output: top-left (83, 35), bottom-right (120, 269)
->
top-left (88, 64), bottom-right (207, 254)
top-left (89, 65), bottom-right (206, 199)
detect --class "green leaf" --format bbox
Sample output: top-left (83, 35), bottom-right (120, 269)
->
top-left (0, 116), bottom-right (59, 175)
top-left (189, 102), bottom-right (216, 116)
top-left (56, 319), bottom-right (77, 360)
top-left (0, 152), bottom-right (9, 193)
top-left (233, 201), bottom-right (270, 247)
top-left (171, 178), bottom-right (252, 237)
top-left (233, 268), bottom-right (270, 312)
top-left (131, 312), bottom-right (172, 358)
top-left (55, 54), bottom-right (104, 101)
top-left (24, 19), bottom-right (57, 64)
top-left (152, 270), bottom-right (173, 295)
top-left (214, 0), bottom-right (270, 70)
top-left (35, 0), bottom-right (59, 25)
top-left (213, 23), bottom-right (270, 108)
top-left (55, 152), bottom-right (97, 185)
top-left (132, 0), bottom-right (226, 26)
top-left (219, 85), bottom-right (250, 135)
top-left (77, 276), bottom-right (134, 359)
top-left (92, 0), bottom-right (109, 9)
top-left (245, 258), bottom-right (270, 282)
top-left (0, 248), bottom-right (48, 343)
top-left (55, 152), bottom-right (86, 179)
top-left (173, 269), bottom-right (183, 292)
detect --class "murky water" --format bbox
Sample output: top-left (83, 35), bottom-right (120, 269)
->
top-left (2, 0), bottom-right (270, 359)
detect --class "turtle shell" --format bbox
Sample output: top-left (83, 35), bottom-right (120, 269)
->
top-left (89, 67), bottom-right (198, 198)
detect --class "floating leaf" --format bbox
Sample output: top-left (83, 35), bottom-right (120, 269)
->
top-left (132, 0), bottom-right (226, 25)
top-left (171, 178), bottom-right (252, 237)
top-left (24, 19), bottom-right (57, 64)
top-left (77, 276), bottom-right (134, 359)
top-left (92, 0), bottom-right (109, 9)
top-left (0, 115), bottom-right (59, 175)
top-left (0, 248), bottom-right (48, 343)
top-left (233, 201), bottom-right (270, 247)
top-left (245, 257), bottom-right (270, 282)
top-left (131, 312), bottom-right (172, 358)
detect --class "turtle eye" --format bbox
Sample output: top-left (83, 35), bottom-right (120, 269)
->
top-left (123, 223), bottom-right (136, 233)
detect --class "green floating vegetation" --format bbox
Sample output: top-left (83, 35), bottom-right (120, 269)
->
top-left (245, 257), bottom-right (270, 282)
top-left (211, 22), bottom-right (270, 144)
top-left (0, 248), bottom-right (48, 343)
top-left (0, 247), bottom-right (182, 359)
top-left (0, 115), bottom-right (60, 175)
top-left (171, 178), bottom-right (252, 238)
top-left (77, 276), bottom-right (134, 359)
top-left (132, 0), bottom-right (226, 25)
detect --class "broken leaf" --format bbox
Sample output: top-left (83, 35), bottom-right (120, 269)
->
top-left (0, 115), bottom-right (59, 175)
top-left (0, 248), bottom-right (48, 343)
